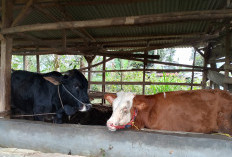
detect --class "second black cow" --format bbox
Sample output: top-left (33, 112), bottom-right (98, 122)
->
top-left (11, 69), bottom-right (92, 123)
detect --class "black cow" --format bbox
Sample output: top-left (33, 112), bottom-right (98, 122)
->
top-left (64, 104), bottom-right (112, 125)
top-left (11, 69), bottom-right (92, 123)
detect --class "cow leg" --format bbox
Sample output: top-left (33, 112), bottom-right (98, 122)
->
top-left (33, 104), bottom-right (51, 122)
top-left (53, 108), bottom-right (65, 124)
top-left (217, 112), bottom-right (232, 135)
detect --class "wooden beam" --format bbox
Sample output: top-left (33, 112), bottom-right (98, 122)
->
top-left (207, 70), bottom-right (232, 86)
top-left (11, 0), bottom-right (33, 27)
top-left (13, 48), bottom-right (204, 69)
top-left (82, 69), bottom-right (203, 73)
top-left (194, 47), bottom-right (204, 57)
top-left (12, 33), bottom-right (206, 46)
top-left (90, 81), bottom-right (201, 86)
top-left (79, 57), bottom-right (114, 71)
top-left (12, 0), bottom-right (148, 9)
top-left (3, 9), bottom-right (232, 34)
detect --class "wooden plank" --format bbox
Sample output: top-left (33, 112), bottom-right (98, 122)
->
top-left (3, 9), bottom-right (232, 34)
top-left (11, 0), bottom-right (33, 27)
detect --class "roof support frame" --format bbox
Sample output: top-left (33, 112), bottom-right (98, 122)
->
top-left (2, 9), bottom-right (232, 34)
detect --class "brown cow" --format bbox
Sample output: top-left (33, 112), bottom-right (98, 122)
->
top-left (105, 89), bottom-right (232, 135)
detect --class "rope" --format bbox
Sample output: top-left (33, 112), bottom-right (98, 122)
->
top-left (11, 113), bottom-right (56, 118)
top-left (212, 133), bottom-right (232, 138)
top-left (61, 84), bottom-right (86, 106)
top-left (58, 85), bottom-right (64, 109)
top-left (110, 109), bottom-right (139, 130)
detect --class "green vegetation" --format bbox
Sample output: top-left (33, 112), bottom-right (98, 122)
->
top-left (11, 49), bottom-right (202, 96)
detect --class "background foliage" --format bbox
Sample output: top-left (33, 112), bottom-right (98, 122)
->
top-left (12, 49), bottom-right (203, 99)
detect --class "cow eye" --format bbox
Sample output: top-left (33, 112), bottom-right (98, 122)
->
top-left (74, 85), bottom-right (79, 89)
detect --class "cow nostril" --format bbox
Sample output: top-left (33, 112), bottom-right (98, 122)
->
top-left (86, 104), bottom-right (92, 110)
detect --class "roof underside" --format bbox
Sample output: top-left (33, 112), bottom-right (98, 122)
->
top-left (0, 0), bottom-right (230, 56)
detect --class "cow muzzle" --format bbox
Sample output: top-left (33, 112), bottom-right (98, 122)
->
top-left (107, 121), bottom-right (117, 131)
top-left (79, 103), bottom-right (92, 112)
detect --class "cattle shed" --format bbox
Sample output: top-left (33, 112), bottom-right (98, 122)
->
top-left (0, 0), bottom-right (232, 156)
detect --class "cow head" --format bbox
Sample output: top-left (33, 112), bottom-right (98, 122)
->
top-left (44, 69), bottom-right (92, 113)
top-left (105, 92), bottom-right (135, 131)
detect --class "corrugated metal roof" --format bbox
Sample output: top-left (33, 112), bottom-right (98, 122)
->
top-left (5, 0), bottom-right (228, 51)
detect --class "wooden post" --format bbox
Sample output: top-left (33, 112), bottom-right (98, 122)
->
top-left (143, 50), bottom-right (148, 94)
top-left (102, 56), bottom-right (106, 104)
top-left (54, 54), bottom-right (59, 71)
top-left (210, 63), bottom-right (219, 89)
top-left (23, 55), bottom-right (26, 70)
top-left (0, 0), bottom-right (13, 118)
top-left (36, 55), bottom-right (40, 73)
top-left (190, 50), bottom-right (196, 90)
top-left (84, 55), bottom-right (95, 91)
top-left (224, 32), bottom-right (231, 90)
top-left (202, 45), bottom-right (210, 89)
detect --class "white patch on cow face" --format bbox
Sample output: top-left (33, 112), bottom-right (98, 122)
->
top-left (107, 92), bottom-right (135, 131)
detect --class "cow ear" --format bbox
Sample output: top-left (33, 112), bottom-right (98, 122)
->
top-left (43, 76), bottom-right (61, 85)
top-left (135, 102), bottom-right (146, 111)
top-left (104, 94), bottom-right (117, 104)
top-left (133, 97), bottom-right (146, 111)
